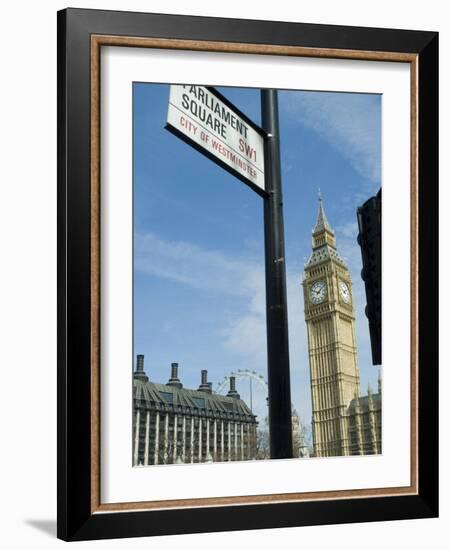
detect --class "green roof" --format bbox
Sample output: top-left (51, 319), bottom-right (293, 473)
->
top-left (134, 378), bottom-right (257, 421)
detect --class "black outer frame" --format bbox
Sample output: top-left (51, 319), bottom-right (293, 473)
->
top-left (57, 8), bottom-right (438, 542)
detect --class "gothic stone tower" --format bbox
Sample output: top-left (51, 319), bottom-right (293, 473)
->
top-left (302, 196), bottom-right (360, 457)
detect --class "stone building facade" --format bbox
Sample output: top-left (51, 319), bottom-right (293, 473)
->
top-left (347, 387), bottom-right (382, 455)
top-left (133, 356), bottom-right (258, 466)
top-left (302, 196), bottom-right (382, 457)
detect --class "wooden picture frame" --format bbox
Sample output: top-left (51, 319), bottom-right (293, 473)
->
top-left (57, 7), bottom-right (438, 541)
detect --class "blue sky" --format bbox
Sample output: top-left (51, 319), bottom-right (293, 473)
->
top-left (133, 83), bottom-right (381, 427)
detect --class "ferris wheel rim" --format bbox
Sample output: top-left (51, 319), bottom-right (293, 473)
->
top-left (215, 369), bottom-right (268, 395)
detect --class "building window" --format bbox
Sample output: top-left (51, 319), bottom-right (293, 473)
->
top-left (191, 397), bottom-right (205, 409)
top-left (159, 392), bottom-right (174, 404)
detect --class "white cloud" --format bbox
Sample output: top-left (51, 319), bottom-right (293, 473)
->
top-left (136, 231), bottom-right (267, 364)
top-left (136, 232), bottom-right (309, 408)
top-left (135, 232), bottom-right (262, 298)
top-left (335, 221), bottom-right (358, 239)
top-left (222, 314), bottom-right (266, 362)
top-left (282, 91), bottom-right (381, 184)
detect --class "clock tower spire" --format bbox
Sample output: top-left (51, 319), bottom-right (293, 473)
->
top-left (302, 194), bottom-right (360, 457)
top-left (312, 192), bottom-right (336, 248)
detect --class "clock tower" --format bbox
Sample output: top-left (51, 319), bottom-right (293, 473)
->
top-left (302, 195), bottom-right (360, 457)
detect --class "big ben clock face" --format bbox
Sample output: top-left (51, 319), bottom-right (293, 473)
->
top-left (339, 280), bottom-right (351, 303)
top-left (310, 281), bottom-right (327, 304)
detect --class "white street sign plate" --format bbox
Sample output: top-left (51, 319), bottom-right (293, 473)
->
top-left (166, 85), bottom-right (266, 194)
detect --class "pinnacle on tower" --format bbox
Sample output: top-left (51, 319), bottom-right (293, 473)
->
top-left (308, 192), bottom-right (338, 252)
top-left (354, 390), bottom-right (361, 412)
top-left (313, 191), bottom-right (333, 235)
top-left (367, 384), bottom-right (374, 409)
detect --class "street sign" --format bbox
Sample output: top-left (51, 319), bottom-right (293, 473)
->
top-left (166, 85), bottom-right (293, 459)
top-left (166, 85), bottom-right (266, 194)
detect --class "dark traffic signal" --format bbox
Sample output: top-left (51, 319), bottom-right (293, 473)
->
top-left (357, 190), bottom-right (381, 365)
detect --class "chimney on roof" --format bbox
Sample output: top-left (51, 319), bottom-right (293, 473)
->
top-left (134, 354), bottom-right (149, 382)
top-left (167, 362), bottom-right (182, 388)
top-left (227, 376), bottom-right (240, 399)
top-left (198, 370), bottom-right (212, 393)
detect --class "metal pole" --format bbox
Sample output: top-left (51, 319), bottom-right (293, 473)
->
top-left (261, 89), bottom-right (293, 459)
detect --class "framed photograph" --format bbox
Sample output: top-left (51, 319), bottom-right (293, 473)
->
top-left (57, 8), bottom-right (438, 541)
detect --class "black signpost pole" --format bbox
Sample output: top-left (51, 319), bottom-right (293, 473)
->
top-left (261, 89), bottom-right (294, 459)
top-left (166, 83), bottom-right (294, 459)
